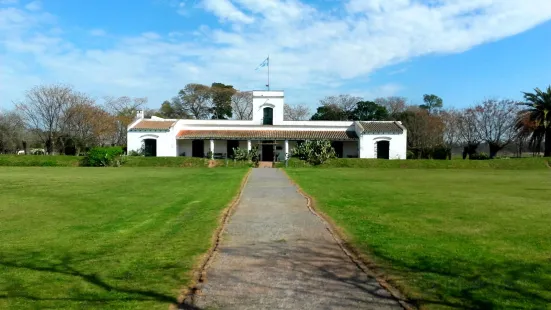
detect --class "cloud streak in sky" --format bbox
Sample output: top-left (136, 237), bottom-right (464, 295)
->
top-left (1, 0), bottom-right (550, 107)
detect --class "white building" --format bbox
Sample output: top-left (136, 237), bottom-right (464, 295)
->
top-left (127, 90), bottom-right (407, 160)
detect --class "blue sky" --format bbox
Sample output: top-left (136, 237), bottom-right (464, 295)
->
top-left (1, 0), bottom-right (550, 111)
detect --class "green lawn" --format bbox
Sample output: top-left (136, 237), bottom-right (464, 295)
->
top-left (0, 167), bottom-right (247, 310)
top-left (286, 168), bottom-right (551, 309)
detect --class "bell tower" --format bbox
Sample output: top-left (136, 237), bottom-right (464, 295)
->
top-left (252, 90), bottom-right (284, 125)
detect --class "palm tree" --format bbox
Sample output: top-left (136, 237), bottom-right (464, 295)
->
top-left (516, 86), bottom-right (551, 157)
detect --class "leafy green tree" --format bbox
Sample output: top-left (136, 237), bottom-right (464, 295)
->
top-left (156, 98), bottom-right (189, 119)
top-left (311, 94), bottom-right (362, 120)
top-left (420, 94), bottom-right (443, 113)
top-left (210, 82), bottom-right (236, 119)
top-left (291, 140), bottom-right (336, 165)
top-left (516, 86), bottom-right (551, 157)
top-left (310, 105), bottom-right (347, 120)
top-left (177, 84), bottom-right (212, 119)
top-left (351, 101), bottom-right (389, 121)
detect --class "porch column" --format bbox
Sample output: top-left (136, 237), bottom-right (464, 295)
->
top-left (209, 139), bottom-right (214, 159)
top-left (284, 140), bottom-right (289, 159)
top-left (247, 140), bottom-right (252, 151)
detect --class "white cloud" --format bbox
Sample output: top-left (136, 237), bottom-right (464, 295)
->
top-left (0, 0), bottom-right (18, 4)
top-left (24, 0), bottom-right (40, 11)
top-left (201, 0), bottom-right (254, 23)
top-left (1, 0), bottom-right (551, 108)
top-left (176, 1), bottom-right (186, 15)
top-left (89, 28), bottom-right (106, 36)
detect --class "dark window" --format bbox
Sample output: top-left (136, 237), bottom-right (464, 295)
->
top-left (227, 140), bottom-right (240, 158)
top-left (144, 139), bottom-right (157, 157)
top-left (192, 140), bottom-right (204, 158)
top-left (263, 107), bottom-right (273, 125)
top-left (331, 141), bottom-right (344, 158)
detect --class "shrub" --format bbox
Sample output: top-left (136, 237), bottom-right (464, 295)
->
top-left (470, 152), bottom-right (490, 160)
top-left (30, 149), bottom-right (45, 155)
top-left (406, 150), bottom-right (415, 159)
top-left (291, 140), bottom-right (336, 165)
top-left (232, 146), bottom-right (260, 166)
top-left (128, 143), bottom-right (145, 156)
top-left (82, 147), bottom-right (125, 167)
top-left (432, 146), bottom-right (450, 160)
top-left (232, 147), bottom-right (249, 161)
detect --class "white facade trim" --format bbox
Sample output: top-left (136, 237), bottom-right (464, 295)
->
top-left (127, 90), bottom-right (407, 160)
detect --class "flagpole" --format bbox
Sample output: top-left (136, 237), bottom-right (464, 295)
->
top-left (267, 55), bottom-right (270, 91)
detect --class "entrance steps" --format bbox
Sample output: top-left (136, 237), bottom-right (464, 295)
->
top-left (257, 161), bottom-right (274, 168)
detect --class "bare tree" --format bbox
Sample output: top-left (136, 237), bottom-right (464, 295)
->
top-left (319, 94), bottom-right (361, 119)
top-left (0, 110), bottom-right (26, 154)
top-left (472, 99), bottom-right (519, 158)
top-left (104, 96), bottom-right (147, 146)
top-left (440, 108), bottom-right (462, 150)
top-left (374, 96), bottom-right (407, 117)
top-left (15, 84), bottom-right (76, 154)
top-left (457, 107), bottom-right (481, 159)
top-left (400, 107), bottom-right (445, 158)
top-left (65, 94), bottom-right (117, 154)
top-left (231, 91), bottom-right (253, 120)
top-left (284, 103), bottom-right (311, 121)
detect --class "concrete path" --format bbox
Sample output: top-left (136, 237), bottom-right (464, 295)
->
top-left (193, 169), bottom-right (402, 310)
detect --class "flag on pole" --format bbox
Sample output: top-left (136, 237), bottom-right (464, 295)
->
top-left (255, 57), bottom-right (269, 70)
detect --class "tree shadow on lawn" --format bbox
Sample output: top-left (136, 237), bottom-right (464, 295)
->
top-left (0, 252), bottom-right (202, 309)
top-left (369, 250), bottom-right (551, 309)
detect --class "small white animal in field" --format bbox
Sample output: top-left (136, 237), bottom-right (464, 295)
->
top-left (17, 150), bottom-right (25, 155)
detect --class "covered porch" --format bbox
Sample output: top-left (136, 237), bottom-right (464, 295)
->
top-left (175, 129), bottom-right (359, 161)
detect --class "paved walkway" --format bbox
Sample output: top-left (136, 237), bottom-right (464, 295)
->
top-left (193, 169), bottom-right (402, 310)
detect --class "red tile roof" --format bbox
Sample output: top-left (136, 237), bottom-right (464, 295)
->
top-left (130, 120), bottom-right (176, 131)
top-left (176, 129), bottom-right (358, 140)
top-left (358, 121), bottom-right (404, 134)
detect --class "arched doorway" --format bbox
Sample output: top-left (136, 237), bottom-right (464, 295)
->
top-left (263, 107), bottom-right (273, 125)
top-left (143, 139), bottom-right (157, 157)
top-left (376, 140), bottom-right (390, 159)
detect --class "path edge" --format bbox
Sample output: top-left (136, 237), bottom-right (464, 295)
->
top-left (172, 168), bottom-right (253, 310)
top-left (280, 168), bottom-right (417, 310)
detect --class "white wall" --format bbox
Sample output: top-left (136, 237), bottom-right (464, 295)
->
top-left (177, 140), bottom-right (192, 156)
top-left (343, 141), bottom-right (359, 158)
top-left (359, 132), bottom-right (407, 159)
top-left (238, 140), bottom-right (249, 149)
top-left (127, 130), bottom-right (176, 157)
top-left (213, 140), bottom-right (227, 154)
top-left (252, 90), bottom-right (284, 125)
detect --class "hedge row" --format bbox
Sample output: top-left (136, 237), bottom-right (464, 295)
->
top-left (0, 155), bottom-right (81, 167)
top-left (275, 157), bottom-right (550, 170)
top-left (1, 155), bottom-right (548, 170)
top-left (123, 157), bottom-right (253, 168)
top-left (0, 155), bottom-right (253, 168)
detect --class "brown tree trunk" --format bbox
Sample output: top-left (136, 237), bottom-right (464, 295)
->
top-left (488, 142), bottom-right (503, 159)
top-left (46, 136), bottom-right (54, 155)
top-left (544, 127), bottom-right (551, 157)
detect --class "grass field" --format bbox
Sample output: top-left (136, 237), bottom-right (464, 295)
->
top-left (286, 168), bottom-right (551, 309)
top-left (0, 167), bottom-right (247, 310)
